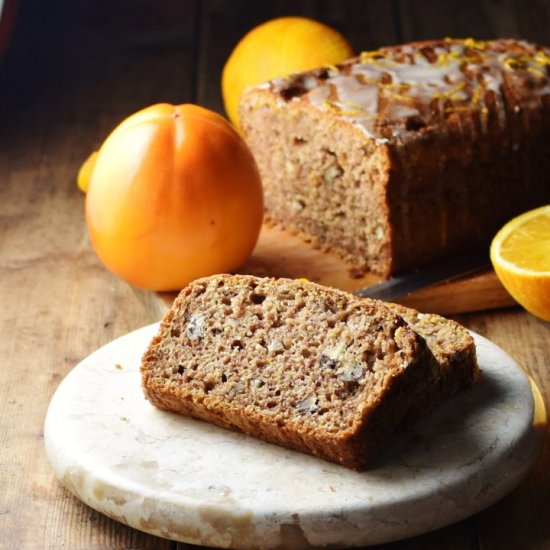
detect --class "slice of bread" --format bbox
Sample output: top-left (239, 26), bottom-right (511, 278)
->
top-left (142, 275), bottom-right (438, 469)
top-left (383, 302), bottom-right (479, 418)
top-left (141, 275), bottom-right (478, 469)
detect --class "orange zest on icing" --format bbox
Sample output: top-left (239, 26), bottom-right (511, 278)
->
top-left (322, 100), bottom-right (372, 117)
top-left (293, 38), bottom-right (550, 138)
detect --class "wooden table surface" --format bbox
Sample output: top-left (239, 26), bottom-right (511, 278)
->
top-left (1, 1), bottom-right (549, 548)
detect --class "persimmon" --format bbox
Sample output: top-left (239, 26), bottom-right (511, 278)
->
top-left (85, 103), bottom-right (264, 291)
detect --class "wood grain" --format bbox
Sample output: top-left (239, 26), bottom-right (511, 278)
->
top-left (0, 1), bottom-right (548, 549)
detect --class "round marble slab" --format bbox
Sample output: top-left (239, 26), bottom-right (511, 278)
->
top-left (44, 323), bottom-right (545, 549)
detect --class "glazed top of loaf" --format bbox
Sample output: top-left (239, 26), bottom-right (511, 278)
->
top-left (258, 38), bottom-right (550, 144)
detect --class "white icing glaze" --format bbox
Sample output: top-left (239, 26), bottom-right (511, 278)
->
top-left (306, 85), bottom-right (331, 106)
top-left (265, 39), bottom-right (550, 143)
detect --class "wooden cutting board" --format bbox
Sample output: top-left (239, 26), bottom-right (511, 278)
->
top-left (139, 224), bottom-right (517, 319)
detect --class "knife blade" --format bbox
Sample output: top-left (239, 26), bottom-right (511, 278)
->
top-left (354, 249), bottom-right (491, 302)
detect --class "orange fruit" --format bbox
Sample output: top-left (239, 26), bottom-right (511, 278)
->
top-left (85, 103), bottom-right (264, 291)
top-left (77, 150), bottom-right (98, 193)
top-left (490, 205), bottom-right (550, 321)
top-left (530, 377), bottom-right (547, 429)
top-left (222, 16), bottom-right (354, 129)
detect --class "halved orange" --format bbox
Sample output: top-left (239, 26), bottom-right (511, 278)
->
top-left (490, 205), bottom-right (550, 321)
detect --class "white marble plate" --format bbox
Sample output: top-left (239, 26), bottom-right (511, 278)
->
top-left (44, 323), bottom-right (545, 549)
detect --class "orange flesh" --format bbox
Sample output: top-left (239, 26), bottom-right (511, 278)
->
top-left (499, 213), bottom-right (550, 272)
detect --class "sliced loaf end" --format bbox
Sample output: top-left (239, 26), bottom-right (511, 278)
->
top-left (384, 302), bottom-right (480, 418)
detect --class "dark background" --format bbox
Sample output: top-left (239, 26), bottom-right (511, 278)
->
top-left (1, 0), bottom-right (549, 164)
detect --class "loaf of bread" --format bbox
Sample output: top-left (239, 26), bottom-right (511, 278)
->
top-left (239, 38), bottom-right (550, 277)
top-left (141, 275), bottom-right (478, 469)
